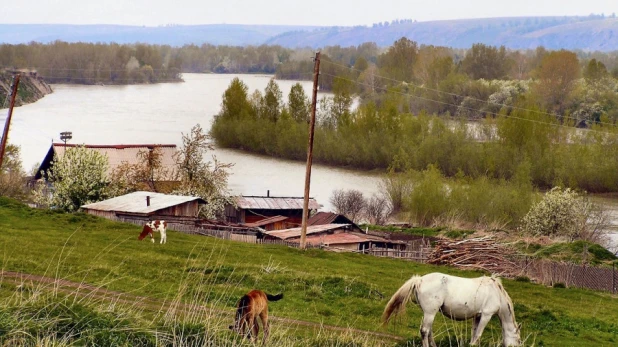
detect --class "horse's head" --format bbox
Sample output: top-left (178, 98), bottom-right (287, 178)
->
top-left (503, 320), bottom-right (522, 346)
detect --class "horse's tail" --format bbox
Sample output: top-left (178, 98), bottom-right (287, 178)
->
top-left (266, 293), bottom-right (283, 301)
top-left (382, 275), bottom-right (422, 325)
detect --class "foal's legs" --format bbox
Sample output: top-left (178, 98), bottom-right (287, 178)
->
top-left (420, 312), bottom-right (438, 347)
top-left (470, 313), bottom-right (492, 345)
top-left (260, 310), bottom-right (269, 345)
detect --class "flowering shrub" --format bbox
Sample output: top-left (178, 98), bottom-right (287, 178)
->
top-left (521, 187), bottom-right (587, 239)
top-left (43, 146), bottom-right (110, 212)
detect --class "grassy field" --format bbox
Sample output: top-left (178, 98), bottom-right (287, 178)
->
top-left (1, 197), bottom-right (618, 346)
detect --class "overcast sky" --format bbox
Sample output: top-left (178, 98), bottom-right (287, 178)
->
top-left (4, 0), bottom-right (617, 26)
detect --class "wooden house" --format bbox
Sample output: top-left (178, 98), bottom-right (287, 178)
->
top-left (243, 215), bottom-right (292, 231)
top-left (81, 191), bottom-right (205, 221)
top-left (35, 143), bottom-right (178, 184)
top-left (225, 194), bottom-right (320, 224)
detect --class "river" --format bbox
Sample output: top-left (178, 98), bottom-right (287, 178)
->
top-left (1, 73), bottom-right (381, 211)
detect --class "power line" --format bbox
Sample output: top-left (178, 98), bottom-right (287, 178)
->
top-left (320, 59), bottom-right (618, 129)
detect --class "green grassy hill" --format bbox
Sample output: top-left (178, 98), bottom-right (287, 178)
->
top-left (1, 197), bottom-right (617, 346)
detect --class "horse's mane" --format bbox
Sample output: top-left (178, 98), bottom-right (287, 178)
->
top-left (492, 277), bottom-right (516, 322)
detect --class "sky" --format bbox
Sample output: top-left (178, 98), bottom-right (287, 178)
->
top-left (3, 0), bottom-right (617, 27)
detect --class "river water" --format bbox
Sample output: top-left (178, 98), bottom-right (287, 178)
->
top-left (1, 73), bottom-right (381, 211)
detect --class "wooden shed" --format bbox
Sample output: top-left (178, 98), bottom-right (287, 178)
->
top-left (80, 191), bottom-right (205, 221)
top-left (243, 215), bottom-right (292, 231)
top-left (225, 195), bottom-right (320, 224)
top-left (261, 223), bottom-right (406, 252)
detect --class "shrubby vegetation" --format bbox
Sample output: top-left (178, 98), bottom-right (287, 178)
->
top-left (0, 144), bottom-right (28, 200)
top-left (521, 187), bottom-right (608, 243)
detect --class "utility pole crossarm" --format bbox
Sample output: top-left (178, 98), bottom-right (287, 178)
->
top-left (300, 52), bottom-right (321, 249)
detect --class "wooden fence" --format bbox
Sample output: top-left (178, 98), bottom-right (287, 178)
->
top-left (362, 246), bottom-right (431, 263)
top-left (511, 257), bottom-right (617, 293)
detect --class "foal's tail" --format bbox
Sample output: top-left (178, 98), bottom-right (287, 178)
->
top-left (266, 293), bottom-right (283, 301)
top-left (382, 275), bottom-right (422, 325)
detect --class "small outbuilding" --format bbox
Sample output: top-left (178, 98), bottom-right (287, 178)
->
top-left (225, 194), bottom-right (320, 224)
top-left (80, 191), bottom-right (205, 221)
top-left (261, 223), bottom-right (406, 252)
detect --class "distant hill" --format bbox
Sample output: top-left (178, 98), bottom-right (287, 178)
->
top-left (265, 16), bottom-right (618, 51)
top-left (0, 24), bottom-right (320, 46)
top-left (1, 15), bottom-right (617, 51)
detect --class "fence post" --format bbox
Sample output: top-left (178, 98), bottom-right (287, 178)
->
top-left (610, 261), bottom-right (614, 294)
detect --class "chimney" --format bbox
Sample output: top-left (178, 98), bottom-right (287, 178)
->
top-left (267, 190), bottom-right (270, 197)
top-left (146, 196), bottom-right (150, 206)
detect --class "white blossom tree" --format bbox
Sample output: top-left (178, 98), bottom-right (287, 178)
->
top-left (521, 187), bottom-right (607, 242)
top-left (42, 145), bottom-right (110, 212)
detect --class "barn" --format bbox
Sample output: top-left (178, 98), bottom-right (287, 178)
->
top-left (224, 194), bottom-right (320, 224)
top-left (80, 191), bottom-right (205, 221)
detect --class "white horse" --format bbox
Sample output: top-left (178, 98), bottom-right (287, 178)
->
top-left (383, 272), bottom-right (521, 347)
top-left (138, 220), bottom-right (168, 244)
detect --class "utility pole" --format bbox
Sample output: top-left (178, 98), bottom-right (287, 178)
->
top-left (0, 74), bottom-right (20, 170)
top-left (300, 51), bottom-right (320, 249)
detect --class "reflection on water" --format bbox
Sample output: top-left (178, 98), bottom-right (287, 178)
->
top-left (1, 73), bottom-right (380, 211)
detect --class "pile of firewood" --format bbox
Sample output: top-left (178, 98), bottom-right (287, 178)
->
top-left (427, 236), bottom-right (520, 277)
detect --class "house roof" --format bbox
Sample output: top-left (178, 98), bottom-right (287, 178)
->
top-left (308, 212), bottom-right (354, 226)
top-left (81, 191), bottom-right (204, 215)
top-left (236, 196), bottom-right (320, 210)
top-left (263, 223), bottom-right (352, 240)
top-left (243, 215), bottom-right (289, 228)
top-left (35, 143), bottom-right (178, 179)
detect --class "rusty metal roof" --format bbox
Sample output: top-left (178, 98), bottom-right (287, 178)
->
top-left (81, 191), bottom-right (203, 214)
top-left (236, 196), bottom-right (320, 210)
top-left (244, 215), bottom-right (289, 228)
top-left (36, 143), bottom-right (178, 179)
top-left (264, 223), bottom-right (351, 240)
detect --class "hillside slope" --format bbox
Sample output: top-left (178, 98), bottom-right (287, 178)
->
top-left (266, 16), bottom-right (618, 51)
top-left (3, 16), bottom-right (616, 50)
top-left (0, 71), bottom-right (52, 107)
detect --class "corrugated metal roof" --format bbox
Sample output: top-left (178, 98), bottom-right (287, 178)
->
top-left (81, 191), bottom-right (203, 214)
top-left (48, 143), bottom-right (178, 178)
top-left (264, 223), bottom-right (351, 240)
top-left (244, 215), bottom-right (289, 228)
top-left (236, 196), bottom-right (320, 210)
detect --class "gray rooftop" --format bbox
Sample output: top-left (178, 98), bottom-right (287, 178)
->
top-left (81, 191), bottom-right (203, 214)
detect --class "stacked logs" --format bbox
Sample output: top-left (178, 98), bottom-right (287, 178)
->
top-left (427, 236), bottom-right (520, 277)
